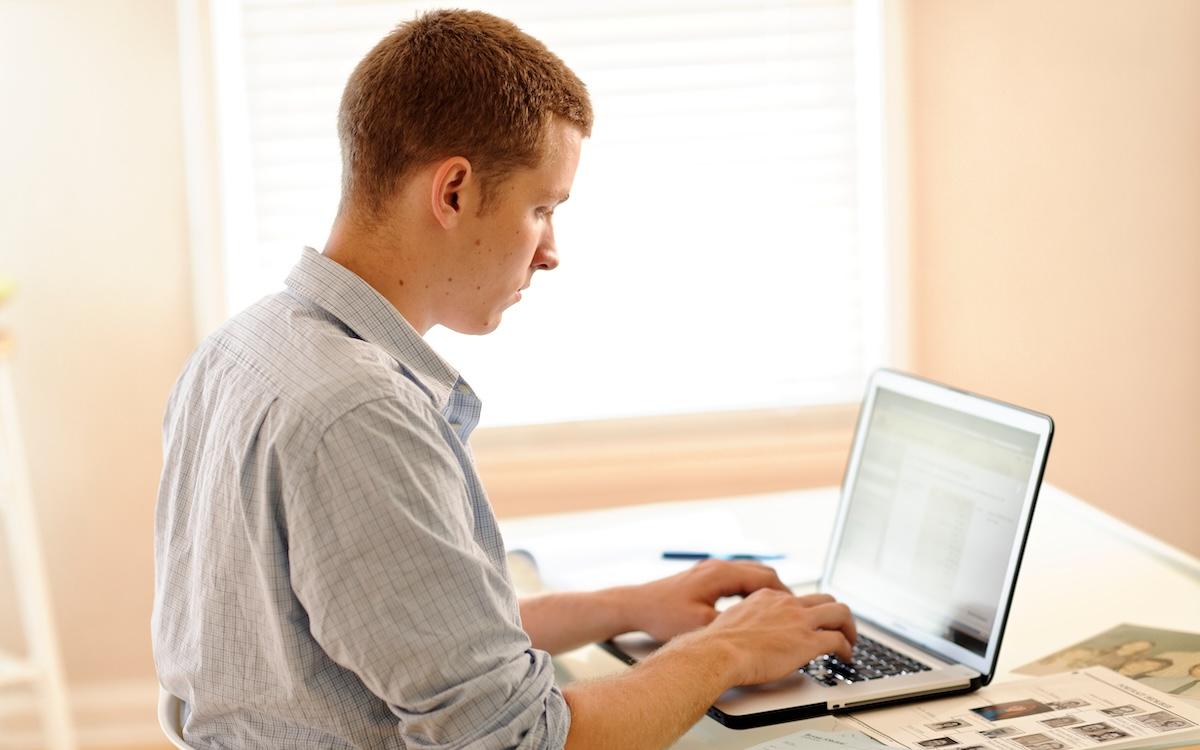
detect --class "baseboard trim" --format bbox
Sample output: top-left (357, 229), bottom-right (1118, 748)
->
top-left (0, 679), bottom-right (163, 749)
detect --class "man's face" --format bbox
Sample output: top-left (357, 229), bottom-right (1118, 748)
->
top-left (1118, 658), bottom-right (1167, 676)
top-left (439, 119), bottom-right (582, 334)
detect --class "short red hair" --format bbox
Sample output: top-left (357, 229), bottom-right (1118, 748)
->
top-left (337, 9), bottom-right (593, 216)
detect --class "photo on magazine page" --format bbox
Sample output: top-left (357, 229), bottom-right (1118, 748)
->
top-left (1015, 624), bottom-right (1200, 702)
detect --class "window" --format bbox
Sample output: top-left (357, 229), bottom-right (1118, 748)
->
top-left (192, 0), bottom-right (896, 430)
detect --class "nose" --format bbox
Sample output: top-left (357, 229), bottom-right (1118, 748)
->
top-left (534, 223), bottom-right (559, 271)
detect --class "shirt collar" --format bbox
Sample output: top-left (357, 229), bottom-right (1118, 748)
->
top-left (284, 247), bottom-right (463, 411)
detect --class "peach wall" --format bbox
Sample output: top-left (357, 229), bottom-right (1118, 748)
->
top-left (0, 0), bottom-right (193, 689)
top-left (906, 0), bottom-right (1200, 556)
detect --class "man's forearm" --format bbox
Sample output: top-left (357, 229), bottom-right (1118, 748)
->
top-left (561, 631), bottom-right (739, 750)
top-left (520, 587), bottom-right (639, 654)
top-left (532, 571), bottom-right (857, 749)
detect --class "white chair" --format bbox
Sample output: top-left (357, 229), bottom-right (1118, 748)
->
top-left (157, 688), bottom-right (195, 750)
top-left (0, 346), bottom-right (75, 749)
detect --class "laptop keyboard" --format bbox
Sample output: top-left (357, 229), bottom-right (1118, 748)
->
top-left (803, 633), bottom-right (931, 687)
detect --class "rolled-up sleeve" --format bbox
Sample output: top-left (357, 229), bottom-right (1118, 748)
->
top-left (283, 394), bottom-right (569, 750)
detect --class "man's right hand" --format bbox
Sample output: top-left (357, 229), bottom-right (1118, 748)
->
top-left (697, 590), bottom-right (857, 686)
top-left (562, 589), bottom-right (857, 750)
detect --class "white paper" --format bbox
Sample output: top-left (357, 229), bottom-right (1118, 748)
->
top-left (843, 667), bottom-right (1200, 750)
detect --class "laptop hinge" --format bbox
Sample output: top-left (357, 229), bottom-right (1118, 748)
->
top-left (831, 680), bottom-right (973, 710)
top-left (831, 606), bottom-right (974, 674)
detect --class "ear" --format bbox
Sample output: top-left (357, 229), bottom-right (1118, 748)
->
top-left (429, 157), bottom-right (473, 229)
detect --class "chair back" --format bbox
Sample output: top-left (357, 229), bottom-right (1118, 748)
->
top-left (157, 688), bottom-right (195, 750)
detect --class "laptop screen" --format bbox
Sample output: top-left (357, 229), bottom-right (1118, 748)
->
top-left (826, 383), bottom-right (1044, 661)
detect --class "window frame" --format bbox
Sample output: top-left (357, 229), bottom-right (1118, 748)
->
top-left (175, 0), bottom-right (909, 514)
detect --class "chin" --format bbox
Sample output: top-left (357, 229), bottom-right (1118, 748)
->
top-left (446, 314), bottom-right (502, 336)
top-left (473, 319), bottom-right (501, 335)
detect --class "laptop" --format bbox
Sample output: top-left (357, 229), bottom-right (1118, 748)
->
top-left (600, 369), bottom-right (1054, 729)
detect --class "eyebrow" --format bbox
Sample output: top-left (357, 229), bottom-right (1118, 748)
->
top-left (542, 192), bottom-right (570, 206)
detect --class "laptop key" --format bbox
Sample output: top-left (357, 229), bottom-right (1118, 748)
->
top-left (802, 633), bottom-right (931, 687)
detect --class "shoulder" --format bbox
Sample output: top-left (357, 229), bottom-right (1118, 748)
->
top-left (176, 291), bottom-right (443, 443)
top-left (286, 389), bottom-right (471, 538)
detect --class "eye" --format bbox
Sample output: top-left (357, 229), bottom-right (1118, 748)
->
top-left (535, 206), bottom-right (554, 218)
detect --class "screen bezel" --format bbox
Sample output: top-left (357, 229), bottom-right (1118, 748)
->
top-left (819, 369), bottom-right (1054, 679)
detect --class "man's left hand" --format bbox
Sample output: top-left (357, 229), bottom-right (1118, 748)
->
top-left (622, 558), bottom-right (791, 642)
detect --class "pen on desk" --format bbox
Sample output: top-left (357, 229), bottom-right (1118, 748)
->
top-left (661, 551), bottom-right (786, 561)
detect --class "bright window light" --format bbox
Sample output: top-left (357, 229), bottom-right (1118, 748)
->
top-left (208, 0), bottom-right (889, 427)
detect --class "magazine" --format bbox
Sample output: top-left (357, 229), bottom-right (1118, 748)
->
top-left (841, 667), bottom-right (1200, 750)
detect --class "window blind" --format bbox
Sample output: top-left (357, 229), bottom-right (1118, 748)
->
top-left (211, 0), bottom-right (882, 426)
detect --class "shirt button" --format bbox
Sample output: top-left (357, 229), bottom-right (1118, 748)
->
top-left (456, 382), bottom-right (472, 395)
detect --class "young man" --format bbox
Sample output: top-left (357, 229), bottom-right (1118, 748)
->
top-left (153, 10), bottom-right (855, 750)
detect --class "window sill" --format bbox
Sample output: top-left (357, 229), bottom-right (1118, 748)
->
top-left (472, 404), bottom-right (858, 517)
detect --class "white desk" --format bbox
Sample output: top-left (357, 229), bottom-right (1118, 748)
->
top-left (499, 485), bottom-right (1200, 750)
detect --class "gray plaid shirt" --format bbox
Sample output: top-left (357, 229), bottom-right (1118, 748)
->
top-left (152, 248), bottom-right (568, 749)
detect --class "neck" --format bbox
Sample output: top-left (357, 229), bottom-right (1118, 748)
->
top-left (322, 207), bottom-right (440, 335)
